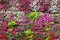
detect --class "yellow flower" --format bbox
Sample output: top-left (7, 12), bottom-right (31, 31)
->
top-left (50, 22), bottom-right (54, 25)
top-left (27, 34), bottom-right (33, 38)
top-left (45, 36), bottom-right (50, 40)
top-left (24, 29), bottom-right (33, 39)
top-left (8, 28), bottom-right (13, 32)
top-left (45, 26), bottom-right (51, 31)
top-left (8, 21), bottom-right (16, 26)
top-left (24, 29), bottom-right (33, 35)
top-left (28, 11), bottom-right (42, 21)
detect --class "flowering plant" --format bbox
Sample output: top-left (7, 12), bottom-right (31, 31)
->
top-left (0, 0), bottom-right (60, 40)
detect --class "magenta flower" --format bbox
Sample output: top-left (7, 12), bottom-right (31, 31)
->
top-left (51, 24), bottom-right (57, 31)
top-left (2, 21), bottom-right (8, 27)
top-left (18, 16), bottom-right (31, 26)
top-left (12, 28), bottom-right (20, 34)
top-left (58, 27), bottom-right (60, 31)
top-left (12, 28), bottom-right (24, 34)
top-left (1, 27), bottom-right (8, 33)
top-left (37, 0), bottom-right (51, 12)
top-left (39, 4), bottom-right (50, 12)
top-left (31, 25), bottom-right (46, 35)
top-left (35, 13), bottom-right (54, 26)
top-left (0, 4), bottom-right (6, 9)
top-left (7, 13), bottom-right (14, 20)
top-left (17, 0), bottom-right (31, 13)
top-left (0, 13), bottom-right (3, 20)
top-left (19, 6), bottom-right (30, 13)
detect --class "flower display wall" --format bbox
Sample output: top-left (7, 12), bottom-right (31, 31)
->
top-left (0, 0), bottom-right (60, 40)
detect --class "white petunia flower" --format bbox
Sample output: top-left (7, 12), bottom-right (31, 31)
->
top-left (30, 0), bottom-right (39, 11)
top-left (49, 5), bottom-right (58, 13)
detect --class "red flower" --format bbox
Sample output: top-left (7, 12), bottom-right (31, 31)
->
top-left (39, 4), bottom-right (51, 12)
top-left (2, 21), bottom-right (8, 27)
top-left (0, 33), bottom-right (7, 40)
top-left (17, 0), bottom-right (31, 13)
top-left (0, 4), bottom-right (6, 9)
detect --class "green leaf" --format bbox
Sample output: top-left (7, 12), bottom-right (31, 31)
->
top-left (8, 21), bottom-right (16, 26)
top-left (24, 29), bottom-right (33, 35)
top-left (45, 26), bottom-right (51, 31)
top-left (28, 11), bottom-right (42, 21)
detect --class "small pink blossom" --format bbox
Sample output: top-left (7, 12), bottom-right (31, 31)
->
top-left (0, 4), bottom-right (6, 9)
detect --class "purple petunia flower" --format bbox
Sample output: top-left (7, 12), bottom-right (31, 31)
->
top-left (35, 13), bottom-right (54, 26)
top-left (0, 4), bottom-right (6, 9)
top-left (18, 16), bottom-right (31, 26)
top-left (12, 28), bottom-right (24, 34)
top-left (7, 13), bottom-right (14, 20)
top-left (17, 0), bottom-right (31, 13)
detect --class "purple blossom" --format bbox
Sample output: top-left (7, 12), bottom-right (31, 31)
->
top-left (18, 16), bottom-right (31, 26)
top-left (51, 24), bottom-right (57, 31)
top-left (31, 25), bottom-right (46, 35)
top-left (7, 13), bottom-right (14, 20)
top-left (17, 0), bottom-right (31, 13)
top-left (37, 0), bottom-right (51, 12)
top-left (0, 13), bottom-right (3, 20)
top-left (0, 4), bottom-right (6, 9)
top-left (35, 13), bottom-right (54, 26)
top-left (12, 28), bottom-right (24, 34)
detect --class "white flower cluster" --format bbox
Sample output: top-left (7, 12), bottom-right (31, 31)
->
top-left (49, 0), bottom-right (59, 13)
top-left (30, 0), bottom-right (39, 11)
